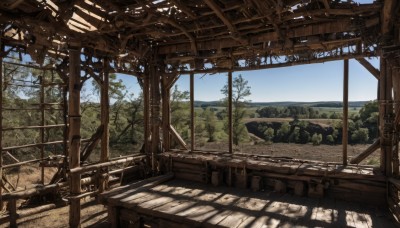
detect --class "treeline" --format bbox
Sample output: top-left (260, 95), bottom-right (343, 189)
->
top-left (247, 100), bottom-right (379, 145)
top-left (256, 106), bottom-right (338, 119)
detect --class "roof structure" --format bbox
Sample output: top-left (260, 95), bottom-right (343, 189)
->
top-left (0, 0), bottom-right (393, 74)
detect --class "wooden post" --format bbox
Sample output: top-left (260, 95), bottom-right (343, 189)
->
top-left (0, 42), bottom-right (3, 209)
top-left (162, 74), bottom-right (171, 152)
top-left (342, 59), bottom-right (349, 165)
top-left (379, 58), bottom-right (394, 175)
top-left (144, 72), bottom-right (150, 155)
top-left (392, 66), bottom-right (400, 176)
top-left (68, 46), bottom-right (82, 228)
top-left (40, 72), bottom-right (45, 184)
top-left (228, 71), bottom-right (233, 153)
top-left (190, 72), bottom-right (195, 152)
top-left (150, 56), bottom-right (161, 172)
top-left (100, 57), bottom-right (109, 192)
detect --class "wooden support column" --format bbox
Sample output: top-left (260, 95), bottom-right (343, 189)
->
top-left (143, 72), bottom-right (150, 155)
top-left (343, 59), bottom-right (349, 165)
top-left (161, 74), bottom-right (172, 152)
top-left (190, 72), bottom-right (195, 152)
top-left (40, 72), bottom-right (45, 185)
top-left (100, 57), bottom-right (109, 192)
top-left (68, 46), bottom-right (82, 228)
top-left (379, 58), bottom-right (394, 175)
top-left (150, 56), bottom-right (161, 172)
top-left (392, 65), bottom-right (400, 176)
top-left (0, 42), bottom-right (3, 209)
top-left (228, 71), bottom-right (233, 153)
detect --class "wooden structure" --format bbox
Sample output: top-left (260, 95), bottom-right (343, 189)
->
top-left (0, 0), bottom-right (399, 227)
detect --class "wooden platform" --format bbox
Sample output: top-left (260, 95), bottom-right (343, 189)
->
top-left (100, 176), bottom-right (396, 228)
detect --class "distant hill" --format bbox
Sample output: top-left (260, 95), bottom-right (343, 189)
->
top-left (194, 101), bottom-right (369, 108)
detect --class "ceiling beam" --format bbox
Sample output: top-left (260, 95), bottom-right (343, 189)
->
top-left (356, 58), bottom-right (380, 80)
top-left (202, 0), bottom-right (247, 44)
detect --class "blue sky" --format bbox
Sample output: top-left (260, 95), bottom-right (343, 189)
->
top-left (116, 0), bottom-right (378, 102)
top-left (118, 58), bottom-right (379, 102)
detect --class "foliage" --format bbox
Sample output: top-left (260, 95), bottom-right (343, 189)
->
top-left (311, 133), bottom-right (322, 146)
top-left (203, 107), bottom-right (217, 142)
top-left (263, 127), bottom-right (274, 142)
top-left (351, 128), bottom-right (369, 144)
top-left (221, 74), bottom-right (251, 145)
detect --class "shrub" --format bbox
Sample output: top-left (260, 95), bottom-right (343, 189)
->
top-left (311, 133), bottom-right (322, 145)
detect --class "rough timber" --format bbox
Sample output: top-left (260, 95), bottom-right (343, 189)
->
top-left (0, 0), bottom-right (400, 227)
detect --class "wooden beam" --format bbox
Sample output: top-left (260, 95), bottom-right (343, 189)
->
top-left (228, 71), bottom-right (233, 153)
top-left (203, 0), bottom-right (246, 44)
top-left (381, 0), bottom-right (396, 35)
top-left (392, 64), bottom-right (400, 175)
top-left (100, 57), bottom-right (110, 192)
top-left (356, 58), bottom-right (380, 80)
top-left (169, 0), bottom-right (196, 19)
top-left (350, 139), bottom-right (380, 164)
top-left (190, 72), bottom-right (195, 152)
top-left (143, 72), bottom-right (150, 155)
top-left (150, 56), bottom-right (161, 172)
top-left (162, 74), bottom-right (171, 152)
top-left (68, 46), bottom-right (82, 228)
top-left (0, 42), bottom-right (3, 210)
top-left (169, 125), bottom-right (188, 150)
top-left (40, 71), bottom-right (45, 185)
top-left (343, 59), bottom-right (349, 165)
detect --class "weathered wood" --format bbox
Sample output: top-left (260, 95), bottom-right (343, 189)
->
top-left (150, 57), bottom-right (161, 172)
top-left (9, 199), bottom-right (17, 228)
top-left (70, 155), bottom-right (145, 174)
top-left (356, 58), bottom-right (380, 80)
top-left (350, 139), bottom-right (380, 164)
top-left (392, 66), bottom-right (400, 176)
top-left (162, 73), bottom-right (172, 152)
top-left (169, 125), bottom-right (188, 150)
top-left (228, 71), bottom-right (233, 153)
top-left (68, 46), bottom-right (82, 228)
top-left (0, 42), bottom-right (3, 210)
top-left (343, 59), bottom-right (349, 166)
top-left (40, 73), bottom-right (45, 185)
top-left (100, 57), bottom-right (110, 192)
top-left (143, 71), bottom-right (150, 154)
top-left (190, 72), bottom-right (195, 152)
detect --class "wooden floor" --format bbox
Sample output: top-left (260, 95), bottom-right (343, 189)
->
top-left (101, 178), bottom-right (397, 228)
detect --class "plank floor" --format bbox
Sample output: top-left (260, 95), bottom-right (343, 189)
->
top-left (103, 179), bottom-right (397, 228)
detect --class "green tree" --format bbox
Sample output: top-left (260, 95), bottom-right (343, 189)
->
top-left (221, 74), bottom-right (251, 145)
top-left (311, 133), bottom-right (322, 145)
top-left (203, 107), bottom-right (217, 142)
top-left (277, 122), bottom-right (290, 142)
top-left (326, 135), bottom-right (335, 144)
top-left (264, 127), bottom-right (274, 143)
top-left (351, 128), bottom-right (369, 144)
top-left (170, 85), bottom-right (190, 140)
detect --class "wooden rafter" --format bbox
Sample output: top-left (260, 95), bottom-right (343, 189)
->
top-left (356, 58), bottom-right (380, 80)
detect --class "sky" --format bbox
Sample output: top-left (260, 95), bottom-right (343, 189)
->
top-left (101, 0), bottom-right (380, 103)
top-left (118, 58), bottom-right (380, 102)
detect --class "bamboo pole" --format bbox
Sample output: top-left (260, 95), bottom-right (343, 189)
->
top-left (228, 71), bottom-right (233, 153)
top-left (68, 46), bottom-right (82, 228)
top-left (100, 57), bottom-right (110, 192)
top-left (190, 72), bottom-right (195, 152)
top-left (343, 59), bottom-right (349, 165)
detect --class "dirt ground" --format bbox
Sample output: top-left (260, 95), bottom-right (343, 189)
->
top-left (198, 142), bottom-right (380, 166)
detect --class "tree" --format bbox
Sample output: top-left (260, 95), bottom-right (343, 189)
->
top-left (203, 107), bottom-right (217, 142)
top-left (351, 128), bottom-right (369, 144)
top-left (277, 122), bottom-right (290, 142)
top-left (170, 85), bottom-right (190, 140)
top-left (264, 127), bottom-right (274, 143)
top-left (221, 74), bottom-right (251, 145)
top-left (311, 133), bottom-right (322, 145)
